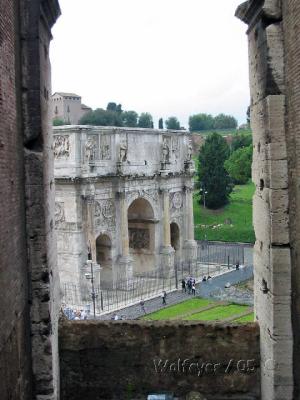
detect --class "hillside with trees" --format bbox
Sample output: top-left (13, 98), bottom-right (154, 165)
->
top-left (189, 113), bottom-right (238, 132)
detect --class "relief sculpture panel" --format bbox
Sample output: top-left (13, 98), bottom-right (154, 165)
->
top-left (171, 192), bottom-right (183, 210)
top-left (129, 228), bottom-right (150, 250)
top-left (94, 199), bottom-right (116, 230)
top-left (53, 135), bottom-right (70, 159)
top-left (85, 135), bottom-right (98, 162)
top-left (100, 134), bottom-right (111, 160)
top-left (55, 202), bottom-right (65, 226)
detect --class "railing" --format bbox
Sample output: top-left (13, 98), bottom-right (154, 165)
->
top-left (62, 242), bottom-right (253, 318)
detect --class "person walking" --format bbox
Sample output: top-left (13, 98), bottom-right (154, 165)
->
top-left (181, 279), bottom-right (186, 293)
top-left (192, 283), bottom-right (196, 296)
top-left (162, 291), bottom-right (167, 305)
top-left (187, 279), bottom-right (192, 294)
top-left (140, 299), bottom-right (146, 315)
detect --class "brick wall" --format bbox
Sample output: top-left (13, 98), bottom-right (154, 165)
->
top-left (59, 320), bottom-right (260, 400)
top-left (0, 0), bottom-right (32, 398)
top-left (0, 1), bottom-right (60, 399)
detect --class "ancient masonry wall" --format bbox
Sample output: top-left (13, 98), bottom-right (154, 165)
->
top-left (0, 1), bottom-right (32, 398)
top-left (237, 0), bottom-right (300, 399)
top-left (59, 319), bottom-right (260, 400)
top-left (0, 1), bottom-right (61, 399)
top-left (282, 1), bottom-right (300, 397)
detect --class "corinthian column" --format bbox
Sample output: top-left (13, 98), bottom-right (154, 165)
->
top-left (117, 191), bottom-right (133, 285)
top-left (160, 189), bottom-right (175, 276)
top-left (163, 189), bottom-right (171, 247)
top-left (120, 192), bottom-right (130, 258)
top-left (183, 184), bottom-right (197, 270)
top-left (82, 189), bottom-right (101, 288)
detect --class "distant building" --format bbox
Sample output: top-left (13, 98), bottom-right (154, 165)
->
top-left (51, 92), bottom-right (92, 124)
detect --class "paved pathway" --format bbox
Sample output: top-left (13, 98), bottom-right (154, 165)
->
top-left (99, 266), bottom-right (253, 320)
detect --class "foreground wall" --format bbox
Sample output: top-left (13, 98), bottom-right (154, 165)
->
top-left (0, 1), bottom-right (32, 397)
top-left (0, 1), bottom-right (61, 399)
top-left (59, 320), bottom-right (260, 400)
top-left (236, 0), bottom-right (300, 399)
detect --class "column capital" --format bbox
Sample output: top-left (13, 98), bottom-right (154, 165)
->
top-left (159, 188), bottom-right (170, 195)
top-left (183, 185), bottom-right (193, 193)
top-left (115, 190), bottom-right (127, 200)
top-left (81, 194), bottom-right (95, 204)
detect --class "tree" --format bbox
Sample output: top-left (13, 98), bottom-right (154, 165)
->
top-left (198, 132), bottom-right (232, 209)
top-left (122, 111), bottom-right (138, 127)
top-left (246, 106), bottom-right (251, 126)
top-left (189, 113), bottom-right (214, 131)
top-left (106, 102), bottom-right (122, 113)
top-left (158, 118), bottom-right (164, 129)
top-left (225, 145), bottom-right (252, 184)
top-left (231, 132), bottom-right (252, 152)
top-left (53, 118), bottom-right (65, 126)
top-left (213, 113), bottom-right (238, 129)
top-left (138, 112), bottom-right (153, 128)
top-left (165, 116), bottom-right (180, 130)
top-left (79, 108), bottom-right (123, 126)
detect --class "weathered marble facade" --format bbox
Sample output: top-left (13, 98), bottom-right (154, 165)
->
top-left (54, 126), bottom-right (197, 290)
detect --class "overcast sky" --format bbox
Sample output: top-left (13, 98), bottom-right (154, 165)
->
top-left (50, 0), bottom-right (249, 128)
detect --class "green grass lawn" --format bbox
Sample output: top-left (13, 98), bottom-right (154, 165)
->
top-left (185, 304), bottom-right (250, 321)
top-left (141, 298), bottom-right (253, 323)
top-left (142, 298), bottom-right (213, 321)
top-left (233, 313), bottom-right (255, 323)
top-left (194, 182), bottom-right (255, 243)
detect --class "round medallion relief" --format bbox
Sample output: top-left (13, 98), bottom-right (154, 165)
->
top-left (101, 200), bottom-right (115, 218)
top-left (172, 192), bottom-right (183, 209)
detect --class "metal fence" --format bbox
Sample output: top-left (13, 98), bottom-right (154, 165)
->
top-left (62, 241), bottom-right (253, 317)
top-left (197, 240), bottom-right (253, 266)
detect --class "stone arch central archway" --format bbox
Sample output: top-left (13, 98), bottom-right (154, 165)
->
top-left (128, 197), bottom-right (156, 273)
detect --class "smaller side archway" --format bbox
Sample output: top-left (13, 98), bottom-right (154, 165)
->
top-left (170, 222), bottom-right (181, 268)
top-left (96, 234), bottom-right (113, 288)
top-left (170, 222), bottom-right (180, 251)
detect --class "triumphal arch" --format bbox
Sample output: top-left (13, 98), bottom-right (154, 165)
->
top-left (54, 126), bottom-right (197, 290)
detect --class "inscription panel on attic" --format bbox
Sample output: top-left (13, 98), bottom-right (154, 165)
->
top-left (54, 126), bottom-right (197, 301)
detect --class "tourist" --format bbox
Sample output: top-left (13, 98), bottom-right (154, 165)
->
top-left (235, 261), bottom-right (240, 270)
top-left (192, 283), bottom-right (196, 296)
top-left (140, 299), bottom-right (146, 314)
top-left (162, 291), bottom-right (167, 305)
top-left (181, 279), bottom-right (186, 293)
top-left (80, 309), bottom-right (87, 320)
top-left (202, 276), bottom-right (207, 282)
top-left (74, 310), bottom-right (81, 320)
top-left (187, 279), bottom-right (192, 294)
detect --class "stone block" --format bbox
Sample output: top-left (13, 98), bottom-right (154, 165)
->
top-left (248, 21), bottom-right (284, 106)
top-left (265, 23), bottom-right (285, 93)
top-left (263, 0), bottom-right (282, 19)
top-left (269, 159), bottom-right (288, 189)
top-left (270, 210), bottom-right (290, 244)
top-left (253, 193), bottom-right (270, 243)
